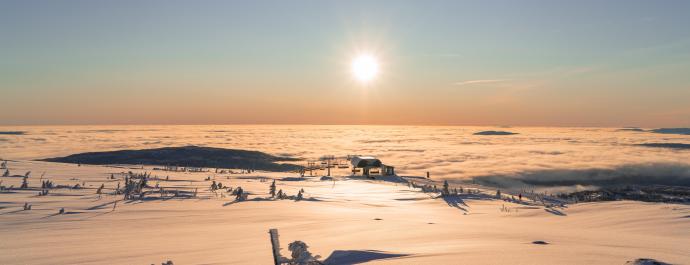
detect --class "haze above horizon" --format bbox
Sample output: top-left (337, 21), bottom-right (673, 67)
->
top-left (2, 1), bottom-right (689, 127)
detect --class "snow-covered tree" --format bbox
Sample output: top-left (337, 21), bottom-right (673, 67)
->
top-left (287, 241), bottom-right (321, 265)
top-left (296, 189), bottom-right (303, 201)
top-left (20, 176), bottom-right (29, 189)
top-left (235, 186), bottom-right (244, 201)
top-left (269, 180), bottom-right (276, 197)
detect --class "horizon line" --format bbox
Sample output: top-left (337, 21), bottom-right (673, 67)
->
top-left (0, 122), bottom-right (684, 129)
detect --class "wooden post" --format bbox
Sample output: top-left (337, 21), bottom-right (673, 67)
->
top-left (269, 228), bottom-right (281, 265)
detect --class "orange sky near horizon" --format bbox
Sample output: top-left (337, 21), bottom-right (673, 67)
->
top-left (2, 1), bottom-right (689, 127)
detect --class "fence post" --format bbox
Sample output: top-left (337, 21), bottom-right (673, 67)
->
top-left (269, 228), bottom-right (281, 265)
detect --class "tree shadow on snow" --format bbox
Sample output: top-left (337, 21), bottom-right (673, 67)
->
top-left (323, 250), bottom-right (410, 265)
top-left (439, 193), bottom-right (495, 212)
top-left (222, 196), bottom-right (321, 206)
top-left (544, 207), bottom-right (567, 216)
top-left (440, 195), bottom-right (469, 212)
top-left (41, 210), bottom-right (86, 219)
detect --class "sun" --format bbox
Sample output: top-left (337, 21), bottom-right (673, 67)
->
top-left (351, 53), bottom-right (379, 83)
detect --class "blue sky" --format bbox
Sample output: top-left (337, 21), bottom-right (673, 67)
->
top-left (1, 0), bottom-right (689, 126)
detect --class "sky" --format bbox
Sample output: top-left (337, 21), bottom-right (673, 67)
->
top-left (1, 0), bottom-right (689, 127)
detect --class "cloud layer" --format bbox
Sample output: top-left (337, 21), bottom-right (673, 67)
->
top-left (0, 125), bottom-right (688, 190)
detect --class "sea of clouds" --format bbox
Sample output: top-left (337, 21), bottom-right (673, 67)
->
top-left (1, 125), bottom-right (688, 191)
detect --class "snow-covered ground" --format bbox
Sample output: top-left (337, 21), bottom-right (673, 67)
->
top-left (1, 160), bottom-right (689, 264)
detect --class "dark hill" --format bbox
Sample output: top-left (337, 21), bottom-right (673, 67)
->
top-left (637, 143), bottom-right (690, 150)
top-left (650, 128), bottom-right (690, 135)
top-left (0, 131), bottom-right (25, 135)
top-left (40, 146), bottom-right (303, 172)
top-left (473, 130), bottom-right (518, 135)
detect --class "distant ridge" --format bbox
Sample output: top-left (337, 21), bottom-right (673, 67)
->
top-left (637, 143), bottom-right (690, 150)
top-left (617, 128), bottom-right (645, 132)
top-left (40, 146), bottom-right (303, 172)
top-left (474, 130), bottom-right (518, 136)
top-left (0, 131), bottom-right (25, 135)
top-left (616, 128), bottom-right (690, 135)
top-left (650, 128), bottom-right (690, 135)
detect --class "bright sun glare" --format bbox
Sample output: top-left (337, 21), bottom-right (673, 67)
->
top-left (351, 54), bottom-right (379, 83)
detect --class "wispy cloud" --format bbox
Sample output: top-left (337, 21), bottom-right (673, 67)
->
top-left (454, 79), bottom-right (509, 86)
top-left (434, 53), bottom-right (464, 58)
